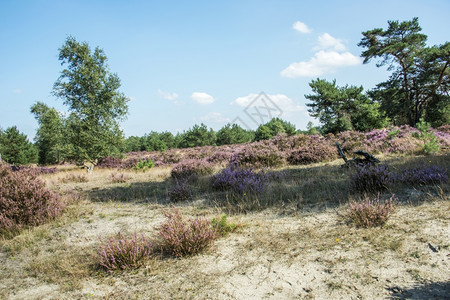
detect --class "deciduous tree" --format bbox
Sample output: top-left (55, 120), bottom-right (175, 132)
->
top-left (53, 36), bottom-right (129, 168)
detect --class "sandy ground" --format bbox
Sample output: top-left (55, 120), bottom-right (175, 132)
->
top-left (1, 198), bottom-right (449, 300)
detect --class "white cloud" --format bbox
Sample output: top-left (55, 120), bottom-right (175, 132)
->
top-left (232, 93), bottom-right (303, 113)
top-left (200, 112), bottom-right (230, 124)
top-left (293, 21), bottom-right (311, 34)
top-left (191, 92), bottom-right (215, 104)
top-left (281, 50), bottom-right (361, 78)
top-left (315, 33), bottom-right (347, 51)
top-left (157, 89), bottom-right (179, 101)
top-left (12, 89), bottom-right (22, 94)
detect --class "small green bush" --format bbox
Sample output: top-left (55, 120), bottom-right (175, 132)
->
top-left (211, 214), bottom-right (238, 237)
top-left (414, 118), bottom-right (440, 154)
top-left (134, 158), bottom-right (154, 171)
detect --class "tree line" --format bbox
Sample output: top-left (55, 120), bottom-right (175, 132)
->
top-left (0, 18), bottom-right (448, 166)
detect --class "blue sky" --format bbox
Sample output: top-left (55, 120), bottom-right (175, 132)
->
top-left (1, 0), bottom-right (449, 140)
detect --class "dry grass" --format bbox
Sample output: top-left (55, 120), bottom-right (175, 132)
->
top-left (0, 154), bottom-right (449, 299)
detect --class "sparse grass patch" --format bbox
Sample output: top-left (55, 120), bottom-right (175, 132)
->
top-left (27, 245), bottom-right (94, 292)
top-left (59, 173), bottom-right (89, 183)
top-left (110, 172), bottom-right (131, 183)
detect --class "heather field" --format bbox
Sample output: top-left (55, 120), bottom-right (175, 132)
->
top-left (1, 127), bottom-right (450, 299)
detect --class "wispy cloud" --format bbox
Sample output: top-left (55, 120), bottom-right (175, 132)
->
top-left (12, 89), bottom-right (22, 94)
top-left (200, 112), bottom-right (230, 124)
top-left (157, 89), bottom-right (179, 101)
top-left (315, 33), bottom-right (347, 51)
top-left (232, 93), bottom-right (303, 113)
top-left (281, 32), bottom-right (361, 78)
top-left (191, 92), bottom-right (215, 104)
top-left (293, 21), bottom-right (312, 34)
top-left (281, 50), bottom-right (361, 78)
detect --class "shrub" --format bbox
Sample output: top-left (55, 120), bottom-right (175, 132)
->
top-left (157, 207), bottom-right (216, 257)
top-left (59, 173), bottom-right (89, 183)
top-left (347, 194), bottom-right (396, 227)
top-left (168, 179), bottom-right (192, 202)
top-left (287, 143), bottom-right (337, 165)
top-left (211, 164), bottom-right (266, 194)
top-left (97, 232), bottom-right (152, 272)
top-left (230, 143), bottom-right (285, 168)
top-left (110, 172), bottom-right (130, 183)
top-left (414, 119), bottom-right (440, 154)
top-left (399, 165), bottom-right (448, 185)
top-left (134, 158), bottom-right (154, 171)
top-left (211, 214), bottom-right (238, 237)
top-left (170, 159), bottom-right (214, 179)
top-left (0, 164), bottom-right (64, 233)
top-left (97, 156), bottom-right (124, 169)
top-left (350, 164), bottom-right (391, 193)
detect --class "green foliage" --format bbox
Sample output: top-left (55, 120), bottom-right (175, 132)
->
top-left (305, 79), bottom-right (390, 134)
top-left (133, 158), bottom-right (154, 171)
top-left (414, 118), bottom-right (440, 154)
top-left (0, 126), bottom-right (38, 165)
top-left (53, 36), bottom-right (129, 167)
top-left (216, 124), bottom-right (254, 146)
top-left (360, 18), bottom-right (450, 127)
top-left (211, 214), bottom-right (238, 237)
top-left (31, 102), bottom-right (69, 165)
top-left (306, 121), bottom-right (319, 135)
top-left (255, 118), bottom-right (296, 141)
top-left (178, 123), bottom-right (216, 148)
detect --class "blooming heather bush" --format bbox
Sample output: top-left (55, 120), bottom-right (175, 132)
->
top-left (110, 172), bottom-right (131, 183)
top-left (364, 128), bottom-right (389, 153)
top-left (158, 207), bottom-right (216, 257)
top-left (170, 159), bottom-right (214, 179)
top-left (161, 150), bottom-right (183, 164)
top-left (206, 150), bottom-right (234, 164)
top-left (59, 173), bottom-right (89, 183)
top-left (287, 143), bottom-right (337, 165)
top-left (230, 143), bottom-right (285, 168)
top-left (347, 194), bottom-right (396, 227)
top-left (168, 179), bottom-right (192, 202)
top-left (97, 232), bottom-right (152, 272)
top-left (211, 164), bottom-right (266, 194)
top-left (97, 156), bottom-right (124, 169)
top-left (351, 164), bottom-right (391, 193)
top-left (0, 164), bottom-right (64, 232)
top-left (399, 165), bottom-right (448, 185)
top-left (336, 130), bottom-right (367, 153)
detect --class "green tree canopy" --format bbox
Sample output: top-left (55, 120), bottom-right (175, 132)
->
top-left (177, 124), bottom-right (216, 148)
top-left (31, 102), bottom-right (68, 164)
top-left (0, 126), bottom-right (38, 165)
top-left (359, 17), bottom-right (450, 127)
top-left (255, 118), bottom-right (296, 141)
top-left (53, 36), bottom-right (129, 167)
top-left (216, 123), bottom-right (254, 145)
top-left (305, 79), bottom-right (389, 134)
